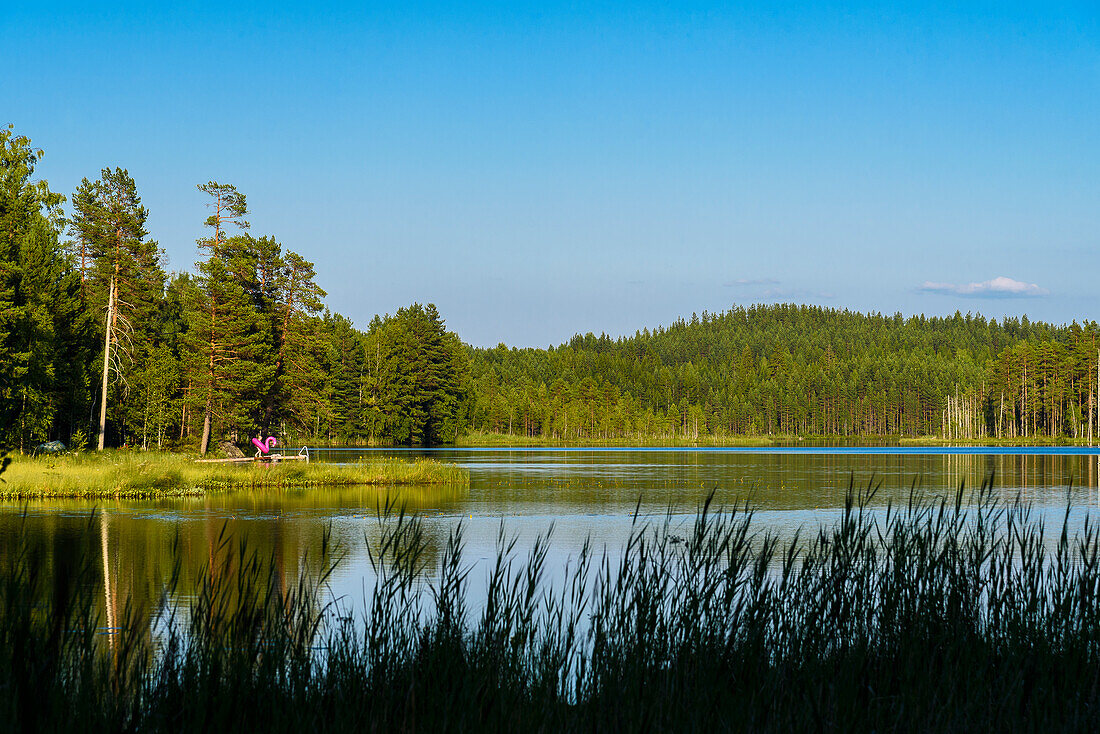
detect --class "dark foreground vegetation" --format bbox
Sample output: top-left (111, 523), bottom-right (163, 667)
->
top-left (2, 481), bottom-right (1099, 732)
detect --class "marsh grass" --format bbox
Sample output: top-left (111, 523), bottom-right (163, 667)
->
top-left (2, 480), bottom-right (1100, 731)
top-left (0, 451), bottom-right (469, 498)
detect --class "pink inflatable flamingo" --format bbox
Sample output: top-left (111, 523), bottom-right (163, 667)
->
top-left (251, 436), bottom-right (277, 457)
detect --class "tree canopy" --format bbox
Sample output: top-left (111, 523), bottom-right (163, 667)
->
top-left (1, 124), bottom-right (1097, 450)
top-left (464, 306), bottom-right (1095, 442)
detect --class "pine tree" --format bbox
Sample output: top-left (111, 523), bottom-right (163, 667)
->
top-left (189, 183), bottom-right (248, 454)
top-left (69, 168), bottom-right (164, 449)
top-left (186, 185), bottom-right (276, 454)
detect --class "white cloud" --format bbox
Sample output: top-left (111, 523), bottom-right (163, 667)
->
top-left (724, 277), bottom-right (780, 287)
top-left (919, 276), bottom-right (1048, 298)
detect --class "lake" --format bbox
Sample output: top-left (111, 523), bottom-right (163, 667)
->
top-left (4, 446), bottom-right (1100, 622)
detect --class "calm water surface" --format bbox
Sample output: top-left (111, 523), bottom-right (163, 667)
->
top-left (5, 447), bottom-right (1100, 621)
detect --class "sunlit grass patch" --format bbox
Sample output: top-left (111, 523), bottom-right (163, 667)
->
top-left (0, 451), bottom-right (469, 499)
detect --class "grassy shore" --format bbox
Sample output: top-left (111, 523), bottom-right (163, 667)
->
top-left (897, 434), bottom-right (1100, 446)
top-left (0, 451), bottom-right (469, 499)
top-left (0, 482), bottom-right (1098, 731)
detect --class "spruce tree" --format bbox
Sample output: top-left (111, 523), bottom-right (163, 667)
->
top-left (66, 178), bottom-right (98, 289)
top-left (319, 312), bottom-right (363, 442)
top-left (371, 303), bottom-right (468, 445)
top-left (0, 126), bottom-right (95, 449)
top-left (272, 250), bottom-right (327, 435)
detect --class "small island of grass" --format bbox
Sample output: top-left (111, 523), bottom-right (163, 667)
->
top-left (0, 451), bottom-right (469, 500)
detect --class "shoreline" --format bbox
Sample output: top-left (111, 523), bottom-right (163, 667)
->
top-left (451, 432), bottom-right (1100, 449)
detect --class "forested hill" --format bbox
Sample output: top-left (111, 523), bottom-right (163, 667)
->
top-left (467, 305), bottom-right (1100, 441)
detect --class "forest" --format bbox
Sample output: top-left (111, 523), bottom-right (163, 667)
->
top-left (3, 124), bottom-right (1099, 449)
top-left (468, 306), bottom-right (1100, 442)
top-left (0, 126), bottom-right (467, 452)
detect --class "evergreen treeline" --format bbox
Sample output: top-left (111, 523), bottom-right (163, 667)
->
top-left (0, 126), bottom-right (466, 451)
top-left (467, 306), bottom-right (1100, 442)
top-left (4, 124), bottom-right (1100, 449)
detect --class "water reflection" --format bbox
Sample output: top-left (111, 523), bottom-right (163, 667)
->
top-left (376, 448), bottom-right (1100, 513)
top-left (3, 449), bottom-right (1100, 636)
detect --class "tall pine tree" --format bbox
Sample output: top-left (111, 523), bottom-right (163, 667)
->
top-left (185, 184), bottom-right (274, 454)
top-left (69, 168), bottom-right (164, 449)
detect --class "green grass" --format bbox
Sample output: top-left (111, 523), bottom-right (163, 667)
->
top-left (898, 434), bottom-right (1100, 446)
top-left (0, 451), bottom-right (469, 498)
top-left (1, 480), bottom-right (1099, 730)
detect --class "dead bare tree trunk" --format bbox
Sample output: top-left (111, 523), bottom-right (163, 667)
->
top-left (97, 276), bottom-right (116, 451)
top-left (200, 394), bottom-right (212, 456)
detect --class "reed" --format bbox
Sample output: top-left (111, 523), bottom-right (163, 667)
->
top-left (1, 479), bottom-right (1099, 731)
top-left (0, 451), bottom-right (469, 498)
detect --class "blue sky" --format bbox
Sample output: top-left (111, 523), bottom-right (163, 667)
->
top-left (3, 2), bottom-right (1098, 346)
